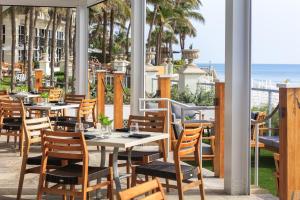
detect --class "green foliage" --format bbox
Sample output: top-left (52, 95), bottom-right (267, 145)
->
top-left (171, 85), bottom-right (215, 106)
top-left (98, 114), bottom-right (113, 126)
top-left (252, 104), bottom-right (279, 128)
top-left (40, 92), bottom-right (49, 99)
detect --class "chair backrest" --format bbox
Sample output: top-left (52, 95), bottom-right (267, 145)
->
top-left (23, 117), bottom-right (53, 148)
top-left (78, 99), bottom-right (97, 123)
top-left (0, 99), bottom-right (25, 119)
top-left (41, 130), bottom-right (88, 161)
top-left (251, 111), bottom-right (266, 140)
top-left (128, 115), bottom-right (165, 133)
top-left (65, 94), bottom-right (86, 104)
top-left (49, 88), bottom-right (63, 102)
top-left (0, 95), bottom-right (11, 100)
top-left (118, 178), bottom-right (166, 200)
top-left (39, 86), bottom-right (55, 93)
top-left (175, 127), bottom-right (203, 161)
top-left (274, 153), bottom-right (280, 175)
top-left (0, 90), bottom-right (8, 95)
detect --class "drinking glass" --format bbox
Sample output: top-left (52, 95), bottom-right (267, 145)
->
top-left (292, 191), bottom-right (300, 200)
top-left (129, 122), bottom-right (139, 134)
top-left (75, 122), bottom-right (84, 133)
top-left (58, 96), bottom-right (64, 104)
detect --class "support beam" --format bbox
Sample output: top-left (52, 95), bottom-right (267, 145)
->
top-left (0, 0), bottom-right (85, 7)
top-left (97, 70), bottom-right (106, 117)
top-left (224, 0), bottom-right (251, 195)
top-left (278, 84), bottom-right (300, 200)
top-left (158, 75), bottom-right (171, 132)
top-left (34, 69), bottom-right (44, 91)
top-left (215, 82), bottom-right (225, 178)
top-left (75, 5), bottom-right (89, 96)
top-left (130, 0), bottom-right (146, 115)
top-left (114, 71), bottom-right (125, 129)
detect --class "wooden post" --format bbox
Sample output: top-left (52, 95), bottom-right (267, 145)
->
top-left (97, 70), bottom-right (106, 117)
top-left (278, 84), bottom-right (300, 200)
top-left (214, 82), bottom-right (225, 178)
top-left (113, 71), bottom-right (125, 129)
top-left (34, 69), bottom-right (43, 91)
top-left (158, 75), bottom-right (172, 151)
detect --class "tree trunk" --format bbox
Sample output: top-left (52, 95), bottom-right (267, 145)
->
top-left (50, 8), bottom-right (57, 86)
top-left (10, 7), bottom-right (16, 91)
top-left (44, 9), bottom-right (53, 59)
top-left (69, 11), bottom-right (73, 56)
top-left (72, 16), bottom-right (76, 94)
top-left (102, 9), bottom-right (107, 64)
top-left (0, 6), bottom-right (3, 80)
top-left (125, 22), bottom-right (131, 58)
top-left (23, 9), bottom-right (28, 74)
top-left (147, 4), bottom-right (158, 50)
top-left (155, 25), bottom-right (163, 65)
top-left (64, 8), bottom-right (71, 92)
top-left (108, 8), bottom-right (114, 62)
top-left (27, 7), bottom-right (34, 91)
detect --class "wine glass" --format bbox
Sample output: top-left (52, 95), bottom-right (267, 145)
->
top-left (75, 122), bottom-right (84, 133)
top-left (129, 122), bottom-right (139, 135)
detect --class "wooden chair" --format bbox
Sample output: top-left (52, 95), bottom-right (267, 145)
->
top-left (0, 99), bottom-right (25, 156)
top-left (132, 127), bottom-right (205, 200)
top-left (171, 116), bottom-right (216, 171)
top-left (0, 89), bottom-right (8, 95)
top-left (49, 88), bottom-right (63, 102)
top-left (38, 86), bottom-right (55, 93)
top-left (55, 99), bottom-right (97, 131)
top-left (17, 117), bottom-right (54, 199)
top-left (37, 130), bottom-right (114, 200)
top-left (110, 115), bottom-right (166, 188)
top-left (119, 178), bottom-right (166, 200)
top-left (274, 153), bottom-right (280, 196)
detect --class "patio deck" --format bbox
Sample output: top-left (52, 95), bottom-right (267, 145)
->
top-left (0, 138), bottom-right (277, 200)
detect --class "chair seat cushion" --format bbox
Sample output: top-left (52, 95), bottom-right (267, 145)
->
top-left (27, 155), bottom-right (80, 166)
top-left (117, 151), bottom-right (162, 162)
top-left (135, 161), bottom-right (197, 181)
top-left (46, 164), bottom-right (109, 185)
top-left (55, 117), bottom-right (94, 129)
top-left (259, 136), bottom-right (279, 149)
top-left (202, 143), bottom-right (212, 155)
top-left (2, 123), bottom-right (22, 131)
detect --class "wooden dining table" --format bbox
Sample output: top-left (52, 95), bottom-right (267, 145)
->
top-left (25, 103), bottom-right (79, 116)
top-left (84, 130), bottom-right (169, 192)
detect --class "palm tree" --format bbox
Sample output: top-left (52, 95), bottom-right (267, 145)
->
top-left (10, 6), bottom-right (16, 91)
top-left (43, 8), bottom-right (53, 60)
top-left (64, 8), bottom-right (71, 92)
top-left (0, 6), bottom-right (3, 80)
top-left (50, 7), bottom-right (57, 86)
top-left (27, 7), bottom-right (35, 91)
top-left (102, 8), bottom-right (107, 64)
top-left (23, 8), bottom-right (29, 70)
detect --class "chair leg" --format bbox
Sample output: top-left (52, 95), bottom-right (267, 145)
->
top-left (70, 185), bottom-right (75, 200)
top-left (131, 167), bottom-right (137, 188)
top-left (176, 178), bottom-right (184, 200)
top-left (19, 131), bottom-right (24, 157)
top-left (197, 167), bottom-right (205, 200)
top-left (165, 179), bottom-right (170, 193)
top-left (107, 168), bottom-right (114, 200)
top-left (17, 154), bottom-right (28, 200)
top-left (7, 135), bottom-right (9, 143)
top-left (126, 161), bottom-right (131, 189)
top-left (62, 185), bottom-right (67, 200)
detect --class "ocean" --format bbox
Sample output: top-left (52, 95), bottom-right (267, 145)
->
top-left (199, 64), bottom-right (300, 84)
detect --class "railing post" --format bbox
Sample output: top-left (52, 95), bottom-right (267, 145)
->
top-left (35, 69), bottom-right (43, 91)
top-left (268, 91), bottom-right (272, 136)
top-left (215, 82), bottom-right (225, 178)
top-left (113, 71), bottom-right (125, 129)
top-left (97, 70), bottom-right (106, 117)
top-left (278, 84), bottom-right (300, 199)
top-left (158, 75), bottom-right (172, 152)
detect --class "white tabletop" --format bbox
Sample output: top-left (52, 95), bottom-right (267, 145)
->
top-left (11, 92), bottom-right (40, 98)
top-left (25, 103), bottom-right (79, 111)
top-left (85, 131), bottom-right (168, 149)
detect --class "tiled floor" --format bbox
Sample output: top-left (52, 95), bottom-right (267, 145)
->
top-left (0, 139), bottom-right (277, 200)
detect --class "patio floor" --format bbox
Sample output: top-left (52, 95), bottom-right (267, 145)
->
top-left (0, 138), bottom-right (277, 200)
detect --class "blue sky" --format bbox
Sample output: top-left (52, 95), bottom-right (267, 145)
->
top-left (179, 0), bottom-right (300, 64)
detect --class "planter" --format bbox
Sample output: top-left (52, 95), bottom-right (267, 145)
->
top-left (182, 49), bottom-right (200, 60)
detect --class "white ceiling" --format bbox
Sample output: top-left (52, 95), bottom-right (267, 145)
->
top-left (0, 0), bottom-right (104, 7)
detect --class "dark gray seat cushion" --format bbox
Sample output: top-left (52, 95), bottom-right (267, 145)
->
top-left (171, 103), bottom-right (197, 120)
top-left (259, 136), bottom-right (279, 149)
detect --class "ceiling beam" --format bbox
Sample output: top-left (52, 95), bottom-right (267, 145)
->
top-left (86, 0), bottom-right (105, 7)
top-left (0, 0), bottom-right (86, 7)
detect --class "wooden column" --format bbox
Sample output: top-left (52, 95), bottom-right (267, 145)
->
top-left (113, 71), bottom-right (125, 129)
top-left (158, 75), bottom-right (172, 151)
top-left (97, 70), bottom-right (106, 117)
top-left (214, 82), bottom-right (225, 178)
top-left (279, 84), bottom-right (300, 200)
top-left (35, 69), bottom-right (43, 91)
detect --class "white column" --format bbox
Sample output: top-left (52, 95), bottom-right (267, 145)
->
top-left (75, 5), bottom-right (89, 95)
top-left (224, 0), bottom-right (251, 195)
top-left (130, 0), bottom-right (146, 115)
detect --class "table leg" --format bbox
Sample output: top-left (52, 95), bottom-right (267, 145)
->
top-left (96, 146), bottom-right (107, 199)
top-left (112, 147), bottom-right (122, 191)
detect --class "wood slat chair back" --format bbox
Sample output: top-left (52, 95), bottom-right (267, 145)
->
top-left (78, 99), bottom-right (97, 123)
top-left (119, 178), bottom-right (166, 200)
top-left (274, 153), bottom-right (280, 196)
top-left (128, 115), bottom-right (165, 133)
top-left (0, 99), bottom-right (25, 118)
top-left (49, 88), bottom-right (63, 102)
top-left (38, 86), bottom-right (55, 93)
top-left (0, 95), bottom-right (11, 100)
top-left (0, 90), bottom-right (8, 95)
top-left (65, 94), bottom-right (86, 104)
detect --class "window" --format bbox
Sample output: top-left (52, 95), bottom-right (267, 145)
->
top-left (56, 48), bottom-right (63, 62)
top-left (18, 25), bottom-right (25, 45)
top-left (57, 31), bottom-right (64, 40)
top-left (18, 50), bottom-right (27, 61)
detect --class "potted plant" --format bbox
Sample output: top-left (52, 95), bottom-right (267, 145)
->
top-left (98, 114), bottom-right (113, 134)
top-left (40, 92), bottom-right (49, 104)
